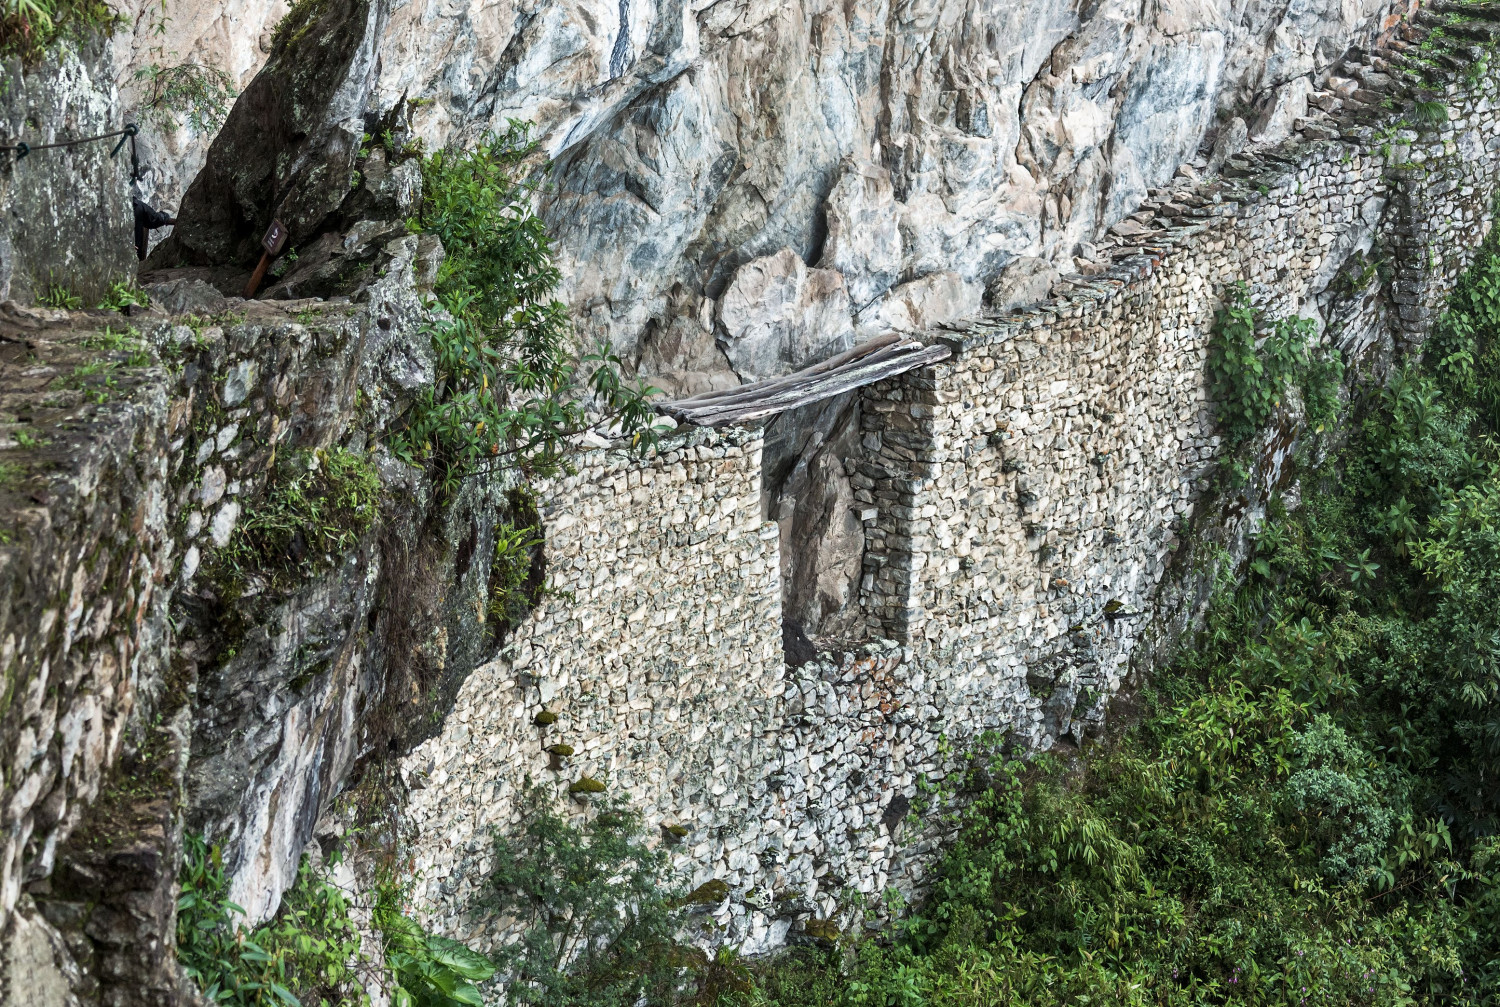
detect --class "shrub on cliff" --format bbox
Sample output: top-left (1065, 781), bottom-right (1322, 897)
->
top-left (483, 778), bottom-right (690, 1006)
top-left (177, 834), bottom-right (366, 1007)
top-left (211, 446), bottom-right (381, 597)
top-left (178, 833), bottom-right (497, 1007)
top-left (0, 0), bottom-right (115, 59)
top-left (394, 124), bottom-right (662, 494)
top-left (1207, 281), bottom-right (1342, 449)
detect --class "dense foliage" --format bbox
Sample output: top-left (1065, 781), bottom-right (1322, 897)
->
top-left (1207, 282), bottom-right (1342, 448)
top-left (0, 0), bottom-right (114, 58)
top-left (178, 834), bottom-right (495, 1007)
top-left (394, 124), bottom-right (661, 494)
top-left (741, 247), bottom-right (1500, 1005)
top-left (484, 780), bottom-right (689, 1006)
top-left (177, 835), bottom-right (365, 1006)
top-left (373, 883), bottom-right (496, 1007)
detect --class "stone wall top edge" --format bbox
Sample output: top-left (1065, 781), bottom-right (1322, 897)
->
top-left (929, 57), bottom-right (1500, 359)
top-left (550, 423), bottom-right (764, 480)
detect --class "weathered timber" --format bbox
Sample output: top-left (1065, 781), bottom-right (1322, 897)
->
top-left (659, 335), bottom-right (953, 427)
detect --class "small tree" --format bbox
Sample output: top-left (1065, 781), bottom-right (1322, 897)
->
top-left (486, 779), bottom-right (687, 1006)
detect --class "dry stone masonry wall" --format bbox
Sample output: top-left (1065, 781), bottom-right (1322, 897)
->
top-left (399, 62), bottom-right (1500, 957)
top-left (399, 427), bottom-right (788, 946)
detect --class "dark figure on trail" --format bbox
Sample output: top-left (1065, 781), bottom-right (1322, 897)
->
top-left (132, 197), bottom-right (176, 260)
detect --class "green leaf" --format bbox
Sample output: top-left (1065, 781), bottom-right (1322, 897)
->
top-left (425, 934), bottom-right (496, 981)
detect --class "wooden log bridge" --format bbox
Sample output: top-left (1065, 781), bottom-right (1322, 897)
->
top-left (657, 333), bottom-right (954, 427)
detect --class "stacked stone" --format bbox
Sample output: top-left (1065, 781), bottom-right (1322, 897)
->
top-left (399, 426), bottom-right (786, 948)
top-left (0, 303), bottom-right (178, 999)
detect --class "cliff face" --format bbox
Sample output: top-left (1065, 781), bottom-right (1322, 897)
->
top-left (125, 0), bottom-right (1416, 640)
top-left (0, 40), bottom-right (134, 304)
top-left (133, 0), bottom-right (1409, 388)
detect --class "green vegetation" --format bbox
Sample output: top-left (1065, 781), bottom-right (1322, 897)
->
top-left (373, 883), bottom-right (496, 1007)
top-left (488, 488), bottom-right (544, 629)
top-left (177, 835), bottom-right (365, 1006)
top-left (0, 0), bottom-right (115, 59)
top-left (135, 61), bottom-right (236, 133)
top-left (12, 426), bottom-right (48, 449)
top-left (1207, 281), bottom-right (1342, 448)
top-left (734, 244), bottom-right (1500, 1007)
top-left (483, 779), bottom-right (689, 1007)
top-left (178, 834), bottom-right (491, 1007)
top-left (59, 357), bottom-right (120, 403)
top-left (39, 281), bottom-right (82, 310)
top-left (96, 280), bottom-right (151, 313)
top-left (393, 123), bottom-right (661, 495)
top-left (214, 447), bottom-right (380, 595)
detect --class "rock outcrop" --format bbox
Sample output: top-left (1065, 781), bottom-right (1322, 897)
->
top-left (0, 237), bottom-right (495, 1004)
top-left (129, 0), bottom-right (1412, 383)
top-left (0, 40), bottom-right (134, 304)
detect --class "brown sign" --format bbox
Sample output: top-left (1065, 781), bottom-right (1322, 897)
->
top-left (261, 219), bottom-right (288, 257)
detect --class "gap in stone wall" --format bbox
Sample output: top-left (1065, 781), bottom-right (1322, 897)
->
top-left (760, 389), bottom-right (867, 649)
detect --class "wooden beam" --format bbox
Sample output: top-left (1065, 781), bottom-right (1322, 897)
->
top-left (659, 337), bottom-right (952, 428)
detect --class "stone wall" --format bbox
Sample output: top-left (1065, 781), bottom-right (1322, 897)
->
top-left (0, 303), bottom-right (178, 1004)
top-left (398, 64), bottom-right (1500, 960)
top-left (400, 426), bottom-right (787, 946)
top-left (861, 63), bottom-right (1500, 750)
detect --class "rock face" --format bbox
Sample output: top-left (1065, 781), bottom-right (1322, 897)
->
top-left (0, 236), bottom-right (503, 1004)
top-left (108, 0), bottom-right (292, 247)
top-left (135, 0), bottom-right (1410, 381)
top-left (0, 41), bottom-right (135, 303)
top-left (148, 0), bottom-right (385, 269)
top-left (2, 0), bottom-right (1488, 1002)
top-left (762, 392), bottom-right (866, 640)
top-left (717, 249), bottom-right (852, 382)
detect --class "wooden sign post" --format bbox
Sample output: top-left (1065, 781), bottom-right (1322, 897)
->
top-left (242, 219), bottom-right (288, 298)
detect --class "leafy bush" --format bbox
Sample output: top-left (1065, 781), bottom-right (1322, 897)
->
top-left (1207, 282), bottom-right (1343, 447)
top-left (136, 61), bottom-right (237, 133)
top-left (484, 779), bottom-right (688, 1006)
top-left (488, 488), bottom-right (544, 629)
top-left (371, 883), bottom-right (495, 1007)
top-left (179, 834), bottom-right (498, 1007)
top-left (0, 0), bottom-right (115, 58)
top-left (1278, 716), bottom-right (1404, 882)
top-left (394, 124), bottom-right (661, 494)
top-left (177, 834), bottom-right (365, 1007)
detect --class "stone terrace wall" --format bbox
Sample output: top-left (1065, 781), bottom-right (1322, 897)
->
top-left (0, 308), bottom-right (175, 924)
top-left (860, 66), bottom-right (1500, 748)
top-left (400, 427), bottom-right (788, 948)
